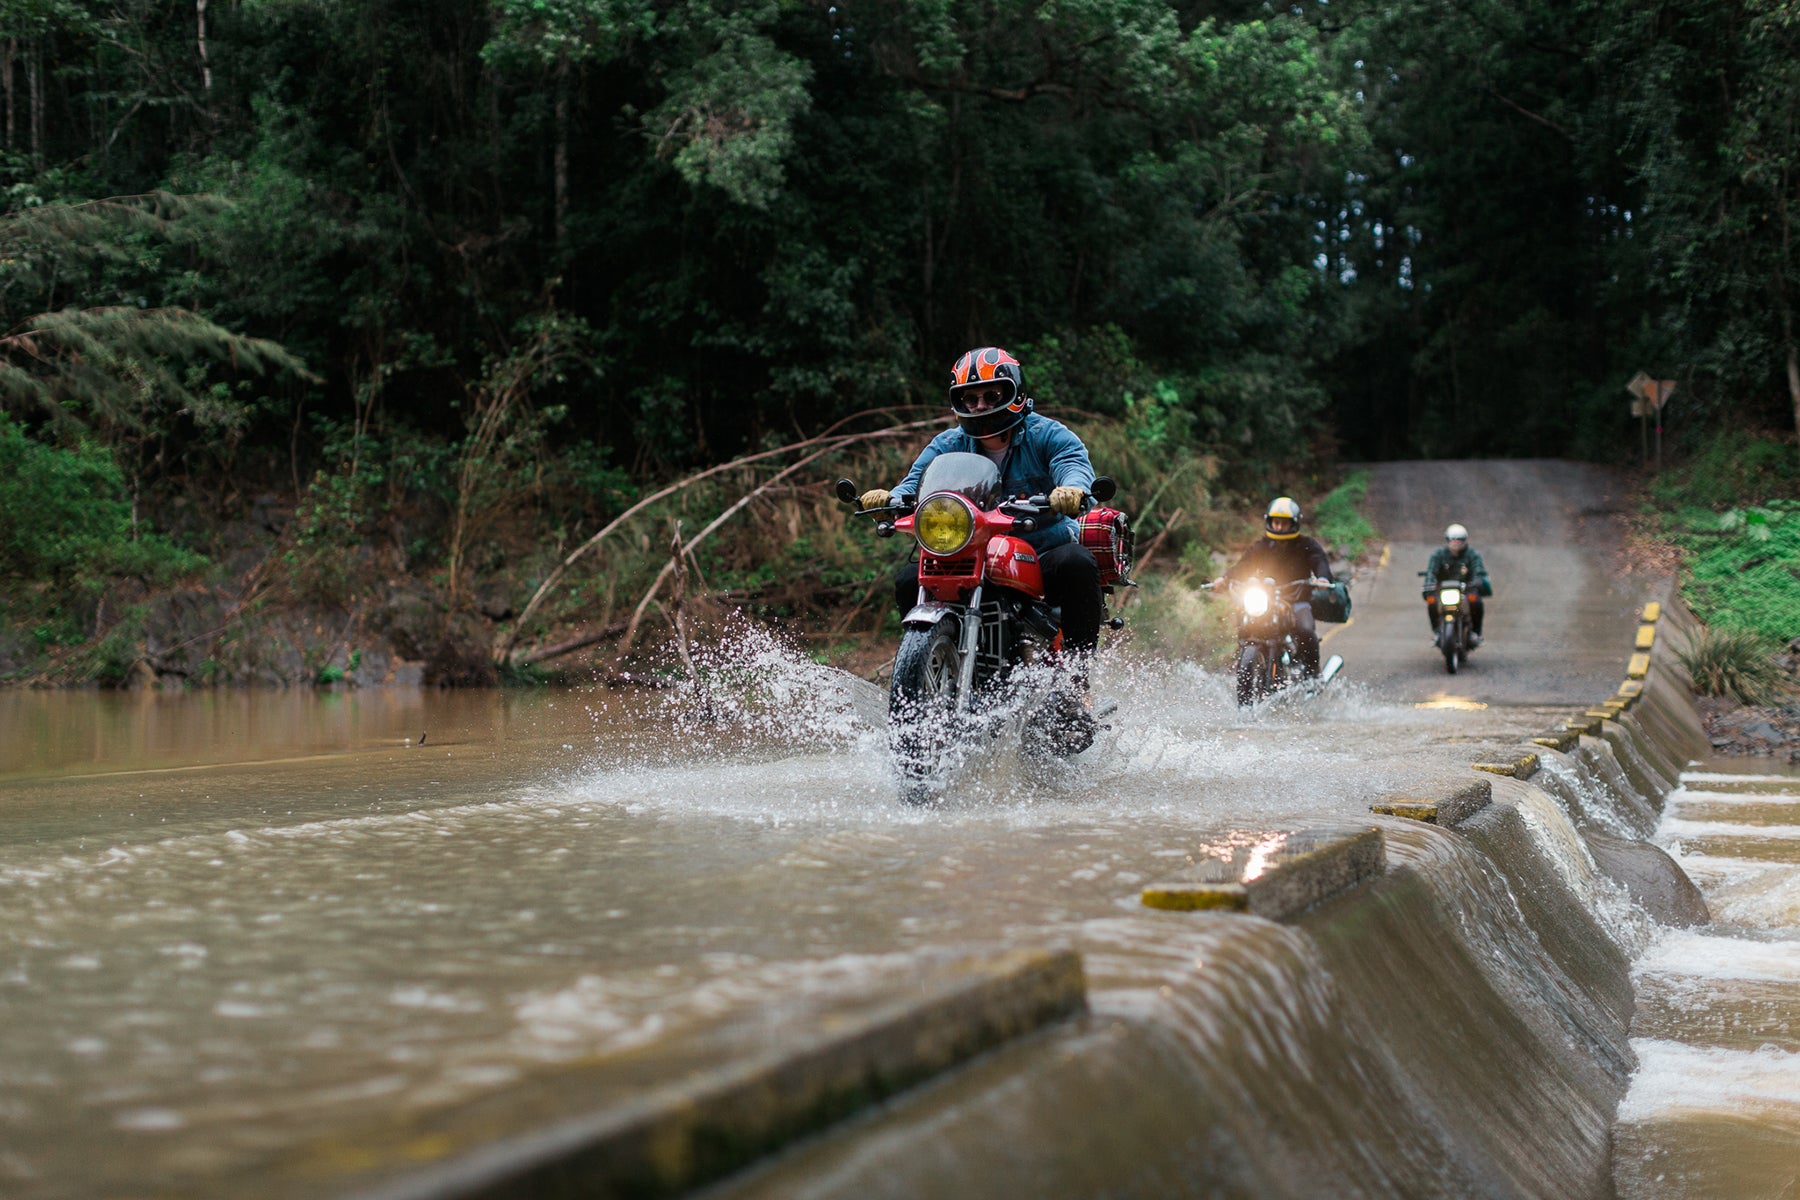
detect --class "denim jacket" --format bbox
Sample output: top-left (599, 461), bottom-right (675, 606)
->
top-left (891, 412), bottom-right (1095, 552)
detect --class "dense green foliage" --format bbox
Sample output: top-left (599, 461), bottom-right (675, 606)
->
top-left (2, 0), bottom-right (1798, 678)
top-left (1638, 428), bottom-right (1798, 692)
top-left (0, 410), bottom-right (197, 583)
top-left (1668, 501), bottom-right (1800, 643)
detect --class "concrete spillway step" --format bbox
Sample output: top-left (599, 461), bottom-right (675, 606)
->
top-left (1669, 835), bottom-right (1800, 865)
top-left (329, 949), bottom-right (1087, 1200)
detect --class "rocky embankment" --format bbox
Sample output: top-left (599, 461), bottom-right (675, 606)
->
top-left (1694, 638), bottom-right (1800, 761)
top-left (1697, 698), bottom-right (1800, 761)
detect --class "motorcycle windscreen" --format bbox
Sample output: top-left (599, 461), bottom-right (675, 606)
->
top-left (916, 451), bottom-right (1002, 509)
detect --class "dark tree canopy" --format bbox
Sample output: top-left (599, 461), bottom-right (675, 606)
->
top-left (2, 0), bottom-right (1797, 602)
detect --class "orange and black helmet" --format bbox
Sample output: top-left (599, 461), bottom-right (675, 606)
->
top-left (948, 346), bottom-right (1032, 440)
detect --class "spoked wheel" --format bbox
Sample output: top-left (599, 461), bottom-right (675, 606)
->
top-left (1236, 643), bottom-right (1271, 707)
top-left (889, 622), bottom-right (963, 798)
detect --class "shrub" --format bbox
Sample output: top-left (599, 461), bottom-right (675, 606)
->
top-left (0, 412), bottom-right (203, 584)
top-left (1678, 626), bottom-right (1788, 705)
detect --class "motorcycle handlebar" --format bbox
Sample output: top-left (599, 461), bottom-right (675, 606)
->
top-left (1213, 576), bottom-right (1328, 590)
top-left (834, 477), bottom-right (916, 518)
top-left (850, 495), bottom-right (915, 518)
top-left (840, 483), bottom-right (1066, 534)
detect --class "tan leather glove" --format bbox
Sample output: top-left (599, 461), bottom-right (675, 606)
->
top-left (859, 488), bottom-right (894, 510)
top-left (1049, 485), bottom-right (1087, 517)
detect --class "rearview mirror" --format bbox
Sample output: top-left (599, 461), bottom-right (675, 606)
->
top-left (834, 478), bottom-right (859, 504)
top-left (1091, 476), bottom-right (1117, 503)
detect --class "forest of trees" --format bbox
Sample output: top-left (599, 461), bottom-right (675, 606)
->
top-left (2, 0), bottom-right (1799, 683)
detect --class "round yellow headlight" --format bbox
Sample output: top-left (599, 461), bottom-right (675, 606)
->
top-left (915, 495), bottom-right (975, 555)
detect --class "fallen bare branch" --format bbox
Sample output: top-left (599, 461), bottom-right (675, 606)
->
top-left (498, 415), bottom-right (941, 664)
top-left (513, 621), bottom-right (629, 667)
top-left (618, 436), bottom-right (875, 652)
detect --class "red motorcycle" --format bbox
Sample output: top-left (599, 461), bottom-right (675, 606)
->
top-left (836, 452), bottom-right (1132, 800)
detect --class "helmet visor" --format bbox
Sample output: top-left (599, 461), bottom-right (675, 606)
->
top-left (956, 386), bottom-right (1009, 413)
top-left (950, 382), bottom-right (1026, 440)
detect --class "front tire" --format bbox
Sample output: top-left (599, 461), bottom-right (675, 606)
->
top-left (890, 621), bottom-right (963, 784)
top-left (1236, 643), bottom-right (1270, 706)
top-left (1440, 623), bottom-right (1460, 674)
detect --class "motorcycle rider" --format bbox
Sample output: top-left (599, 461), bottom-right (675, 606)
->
top-left (1422, 523), bottom-right (1491, 644)
top-left (1216, 497), bottom-right (1335, 677)
top-left (859, 346), bottom-right (1103, 740)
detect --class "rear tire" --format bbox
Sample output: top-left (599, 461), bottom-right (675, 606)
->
top-left (890, 621), bottom-right (963, 782)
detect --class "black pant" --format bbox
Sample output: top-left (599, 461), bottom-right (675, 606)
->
top-left (1425, 593), bottom-right (1484, 635)
top-left (894, 539), bottom-right (1103, 655)
top-left (1290, 601), bottom-right (1320, 675)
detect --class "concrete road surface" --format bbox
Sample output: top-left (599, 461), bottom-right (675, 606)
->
top-left (1324, 459), bottom-right (1655, 706)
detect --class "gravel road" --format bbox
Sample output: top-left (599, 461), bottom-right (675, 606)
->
top-left (1326, 459), bottom-right (1656, 706)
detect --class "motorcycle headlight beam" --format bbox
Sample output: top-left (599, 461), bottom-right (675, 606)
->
top-left (1439, 588), bottom-right (1462, 607)
top-left (915, 495), bottom-right (976, 556)
top-left (1243, 586), bottom-right (1270, 617)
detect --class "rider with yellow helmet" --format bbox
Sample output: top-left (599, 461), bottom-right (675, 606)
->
top-left (1219, 497), bottom-right (1335, 676)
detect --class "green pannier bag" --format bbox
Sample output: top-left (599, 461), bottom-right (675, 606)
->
top-left (1311, 579), bottom-right (1352, 623)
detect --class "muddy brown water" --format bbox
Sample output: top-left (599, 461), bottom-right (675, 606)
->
top-left (1, 460), bottom-right (1794, 1199)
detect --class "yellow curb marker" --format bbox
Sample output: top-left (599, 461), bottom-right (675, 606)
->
top-left (1473, 753), bottom-right (1540, 780)
top-left (1642, 601), bottom-right (1661, 622)
top-left (1141, 827), bottom-right (1385, 920)
top-left (1370, 779), bottom-right (1493, 827)
top-left (1635, 624), bottom-right (1657, 650)
top-left (1140, 882), bottom-right (1249, 912)
top-left (1369, 799), bottom-right (1443, 822)
top-left (1627, 652), bottom-right (1651, 679)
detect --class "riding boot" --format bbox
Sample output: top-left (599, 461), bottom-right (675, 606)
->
top-left (1298, 637), bottom-right (1322, 679)
top-left (1046, 652), bottom-right (1097, 754)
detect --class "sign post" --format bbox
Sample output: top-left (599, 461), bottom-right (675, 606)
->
top-left (1626, 373), bottom-right (1676, 469)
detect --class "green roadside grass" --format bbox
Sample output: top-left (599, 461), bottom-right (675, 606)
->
top-left (1639, 430), bottom-right (1800, 704)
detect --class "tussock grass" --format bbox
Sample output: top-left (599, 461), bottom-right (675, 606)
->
top-left (1678, 626), bottom-right (1788, 705)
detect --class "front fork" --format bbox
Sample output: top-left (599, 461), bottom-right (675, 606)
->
top-left (954, 584), bottom-right (984, 710)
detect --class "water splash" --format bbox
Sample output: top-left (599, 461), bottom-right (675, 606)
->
top-left (665, 618), bottom-right (889, 750)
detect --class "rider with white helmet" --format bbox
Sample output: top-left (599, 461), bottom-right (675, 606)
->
top-left (1423, 523), bottom-right (1492, 643)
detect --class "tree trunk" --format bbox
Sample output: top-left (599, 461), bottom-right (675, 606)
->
top-left (1782, 165), bottom-right (1800, 472)
top-left (553, 52), bottom-right (570, 248)
top-left (27, 40), bottom-right (42, 167)
top-left (1787, 343), bottom-right (1800, 472)
top-left (196, 0), bottom-right (212, 93)
top-left (3, 39), bottom-right (13, 151)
